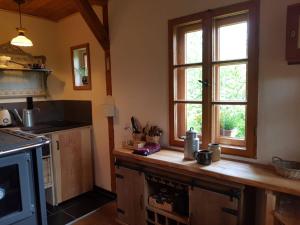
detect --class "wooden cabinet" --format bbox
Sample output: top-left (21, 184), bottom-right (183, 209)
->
top-left (52, 127), bottom-right (93, 204)
top-left (189, 186), bottom-right (239, 225)
top-left (115, 166), bottom-right (145, 225)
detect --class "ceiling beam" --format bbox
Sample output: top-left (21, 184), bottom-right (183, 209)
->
top-left (73, 0), bottom-right (110, 50)
top-left (90, 0), bottom-right (108, 5)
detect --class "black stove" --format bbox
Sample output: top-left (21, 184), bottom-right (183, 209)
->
top-left (0, 129), bottom-right (49, 155)
top-left (0, 129), bottom-right (49, 225)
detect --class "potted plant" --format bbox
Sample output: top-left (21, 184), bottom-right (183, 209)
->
top-left (220, 113), bottom-right (236, 137)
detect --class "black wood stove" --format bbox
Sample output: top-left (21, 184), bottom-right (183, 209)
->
top-left (0, 129), bottom-right (49, 225)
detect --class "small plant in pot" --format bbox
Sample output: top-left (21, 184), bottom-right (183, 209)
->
top-left (143, 124), bottom-right (163, 144)
top-left (220, 113), bottom-right (236, 137)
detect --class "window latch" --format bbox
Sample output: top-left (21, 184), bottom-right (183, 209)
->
top-left (198, 80), bottom-right (210, 87)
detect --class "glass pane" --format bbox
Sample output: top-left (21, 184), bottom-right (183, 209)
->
top-left (185, 30), bottom-right (202, 63)
top-left (213, 64), bottom-right (247, 102)
top-left (0, 165), bottom-right (22, 218)
top-left (214, 105), bottom-right (246, 140)
top-left (175, 103), bottom-right (202, 139)
top-left (174, 67), bottom-right (202, 101)
top-left (217, 21), bottom-right (248, 61)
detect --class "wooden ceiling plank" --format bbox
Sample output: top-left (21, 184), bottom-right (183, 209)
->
top-left (90, 0), bottom-right (108, 5)
top-left (0, 0), bottom-right (107, 21)
top-left (73, 0), bottom-right (110, 50)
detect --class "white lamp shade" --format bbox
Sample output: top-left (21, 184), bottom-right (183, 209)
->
top-left (11, 33), bottom-right (33, 47)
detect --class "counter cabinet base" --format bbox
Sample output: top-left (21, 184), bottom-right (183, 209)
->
top-left (115, 161), bottom-right (256, 225)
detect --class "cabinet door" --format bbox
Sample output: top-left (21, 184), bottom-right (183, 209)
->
top-left (116, 166), bottom-right (145, 225)
top-left (189, 186), bottom-right (238, 225)
top-left (52, 128), bottom-right (93, 203)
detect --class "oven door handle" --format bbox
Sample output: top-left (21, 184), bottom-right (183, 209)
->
top-left (0, 187), bottom-right (6, 200)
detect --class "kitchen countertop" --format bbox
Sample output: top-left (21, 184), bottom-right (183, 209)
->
top-left (0, 129), bottom-right (50, 156)
top-left (4, 120), bottom-right (91, 135)
top-left (114, 148), bottom-right (300, 197)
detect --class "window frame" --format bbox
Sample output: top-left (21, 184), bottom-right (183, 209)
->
top-left (168, 1), bottom-right (259, 158)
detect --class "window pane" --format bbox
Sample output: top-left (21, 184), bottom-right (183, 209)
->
top-left (185, 30), bottom-right (202, 63)
top-left (213, 64), bottom-right (247, 102)
top-left (217, 21), bottom-right (248, 61)
top-left (175, 103), bottom-right (202, 139)
top-left (214, 105), bottom-right (246, 140)
top-left (174, 67), bottom-right (202, 101)
top-left (187, 104), bottom-right (202, 134)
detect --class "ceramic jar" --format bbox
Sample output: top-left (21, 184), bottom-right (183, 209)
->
top-left (208, 143), bottom-right (221, 162)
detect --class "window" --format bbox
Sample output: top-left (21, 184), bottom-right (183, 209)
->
top-left (169, 1), bottom-right (259, 157)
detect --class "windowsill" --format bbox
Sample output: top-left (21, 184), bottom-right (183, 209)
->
top-left (166, 145), bottom-right (258, 163)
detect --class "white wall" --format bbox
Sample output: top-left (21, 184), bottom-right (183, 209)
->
top-left (109, 0), bottom-right (300, 163)
top-left (0, 8), bottom-right (111, 190)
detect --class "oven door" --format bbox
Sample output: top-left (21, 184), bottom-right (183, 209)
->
top-left (0, 152), bottom-right (35, 225)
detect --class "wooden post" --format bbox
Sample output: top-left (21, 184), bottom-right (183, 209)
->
top-left (102, 3), bottom-right (116, 192)
top-left (264, 190), bottom-right (277, 225)
top-left (73, 0), bottom-right (110, 50)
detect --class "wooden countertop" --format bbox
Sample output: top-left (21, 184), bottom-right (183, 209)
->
top-left (114, 148), bottom-right (300, 197)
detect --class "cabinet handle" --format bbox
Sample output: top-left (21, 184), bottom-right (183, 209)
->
top-left (221, 207), bottom-right (238, 217)
top-left (117, 208), bottom-right (125, 215)
top-left (115, 174), bottom-right (124, 179)
top-left (290, 30), bottom-right (296, 39)
top-left (139, 194), bottom-right (143, 210)
top-left (56, 141), bottom-right (60, 150)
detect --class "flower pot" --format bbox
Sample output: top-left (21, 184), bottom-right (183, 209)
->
top-left (220, 129), bottom-right (233, 137)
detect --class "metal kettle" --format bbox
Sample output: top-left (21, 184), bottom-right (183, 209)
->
top-left (22, 109), bottom-right (34, 128)
top-left (184, 127), bottom-right (199, 160)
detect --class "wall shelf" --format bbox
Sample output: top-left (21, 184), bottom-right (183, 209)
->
top-left (0, 42), bottom-right (52, 98)
top-left (274, 211), bottom-right (299, 225)
top-left (0, 67), bottom-right (52, 74)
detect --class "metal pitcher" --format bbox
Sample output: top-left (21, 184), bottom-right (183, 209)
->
top-left (184, 127), bottom-right (199, 160)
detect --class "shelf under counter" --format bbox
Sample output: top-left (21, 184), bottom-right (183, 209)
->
top-left (113, 148), bottom-right (300, 197)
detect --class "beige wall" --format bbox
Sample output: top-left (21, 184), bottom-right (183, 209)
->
top-left (0, 9), bottom-right (59, 103)
top-left (0, 8), bottom-right (111, 190)
top-left (109, 0), bottom-right (300, 164)
top-left (53, 7), bottom-right (111, 191)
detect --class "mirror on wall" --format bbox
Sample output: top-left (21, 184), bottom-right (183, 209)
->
top-left (298, 16), bottom-right (300, 48)
top-left (71, 43), bottom-right (91, 90)
top-left (286, 4), bottom-right (300, 64)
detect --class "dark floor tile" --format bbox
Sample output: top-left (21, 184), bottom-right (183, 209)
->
top-left (59, 193), bottom-right (93, 210)
top-left (47, 203), bottom-right (62, 214)
top-left (46, 191), bottom-right (114, 224)
top-left (64, 195), bottom-right (112, 218)
top-left (47, 211), bottom-right (75, 225)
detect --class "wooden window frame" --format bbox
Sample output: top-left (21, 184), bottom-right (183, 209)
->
top-left (168, 1), bottom-right (259, 158)
top-left (175, 23), bottom-right (203, 142)
top-left (213, 14), bottom-right (248, 148)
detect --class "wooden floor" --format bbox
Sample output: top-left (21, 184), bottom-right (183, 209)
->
top-left (73, 202), bottom-right (117, 225)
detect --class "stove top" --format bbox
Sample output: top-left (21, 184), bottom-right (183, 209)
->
top-left (0, 129), bottom-right (49, 155)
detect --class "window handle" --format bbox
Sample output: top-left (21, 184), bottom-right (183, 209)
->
top-left (198, 80), bottom-right (209, 87)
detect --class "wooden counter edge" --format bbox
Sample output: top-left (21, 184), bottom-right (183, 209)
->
top-left (113, 148), bottom-right (300, 197)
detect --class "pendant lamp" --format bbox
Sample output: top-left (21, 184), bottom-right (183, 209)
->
top-left (11, 0), bottom-right (33, 47)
